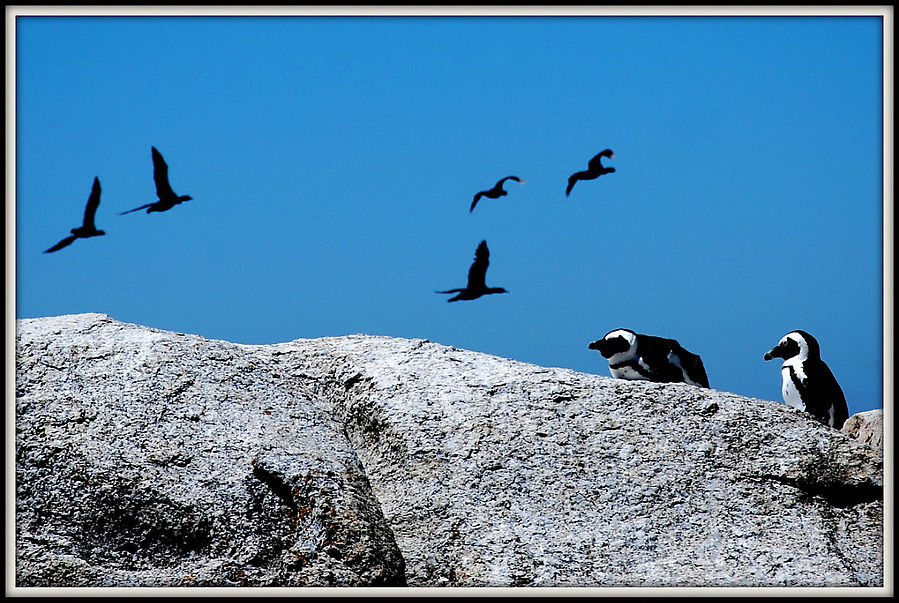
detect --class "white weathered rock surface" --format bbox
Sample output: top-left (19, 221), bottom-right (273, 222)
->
top-left (15, 313), bottom-right (884, 587)
top-left (841, 409), bottom-right (883, 455)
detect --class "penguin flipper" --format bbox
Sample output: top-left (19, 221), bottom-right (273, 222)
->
top-left (806, 362), bottom-right (849, 428)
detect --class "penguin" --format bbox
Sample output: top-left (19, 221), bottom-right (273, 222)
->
top-left (763, 330), bottom-right (849, 429)
top-left (588, 328), bottom-right (709, 388)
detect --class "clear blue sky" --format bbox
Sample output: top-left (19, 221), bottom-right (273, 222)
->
top-left (13, 12), bottom-right (886, 416)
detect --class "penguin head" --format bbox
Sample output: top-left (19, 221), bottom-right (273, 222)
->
top-left (764, 330), bottom-right (820, 362)
top-left (589, 328), bottom-right (637, 360)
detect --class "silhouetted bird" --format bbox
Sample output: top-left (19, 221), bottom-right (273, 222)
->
top-left (566, 149), bottom-right (615, 196)
top-left (470, 175), bottom-right (523, 212)
top-left (44, 177), bottom-right (106, 253)
top-left (437, 240), bottom-right (508, 302)
top-left (120, 146), bottom-right (193, 215)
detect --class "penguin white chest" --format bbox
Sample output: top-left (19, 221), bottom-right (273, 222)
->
top-left (610, 364), bottom-right (650, 381)
top-left (608, 352), bottom-right (652, 381)
top-left (781, 361), bottom-right (806, 410)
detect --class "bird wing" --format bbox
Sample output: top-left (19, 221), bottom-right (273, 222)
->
top-left (565, 173), bottom-right (580, 196)
top-left (152, 146), bottom-right (176, 200)
top-left (44, 235), bottom-right (78, 253)
top-left (470, 192), bottom-right (485, 212)
top-left (466, 240), bottom-right (490, 290)
top-left (82, 177), bottom-right (101, 229)
top-left (119, 203), bottom-right (154, 215)
top-left (436, 288), bottom-right (465, 294)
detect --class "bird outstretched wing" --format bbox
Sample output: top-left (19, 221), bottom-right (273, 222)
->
top-left (565, 173), bottom-right (581, 196)
top-left (466, 240), bottom-right (490, 290)
top-left (82, 177), bottom-right (101, 229)
top-left (152, 146), bottom-right (176, 200)
top-left (44, 235), bottom-right (78, 253)
top-left (470, 192), bottom-right (485, 212)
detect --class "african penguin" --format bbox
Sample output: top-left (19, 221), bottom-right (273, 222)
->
top-left (764, 330), bottom-right (849, 429)
top-left (588, 328), bottom-right (710, 388)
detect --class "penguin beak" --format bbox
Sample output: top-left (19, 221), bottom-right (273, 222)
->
top-left (764, 347), bottom-right (780, 361)
top-left (589, 339), bottom-right (612, 358)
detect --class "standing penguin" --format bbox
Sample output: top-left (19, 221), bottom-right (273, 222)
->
top-left (588, 328), bottom-right (709, 388)
top-left (764, 330), bottom-right (849, 429)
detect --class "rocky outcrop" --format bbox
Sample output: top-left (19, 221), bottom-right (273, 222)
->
top-left (15, 314), bottom-right (884, 587)
top-left (841, 409), bottom-right (883, 455)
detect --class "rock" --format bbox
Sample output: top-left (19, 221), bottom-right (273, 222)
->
top-left (15, 313), bottom-right (884, 587)
top-left (15, 314), bottom-right (404, 587)
top-left (841, 409), bottom-right (883, 455)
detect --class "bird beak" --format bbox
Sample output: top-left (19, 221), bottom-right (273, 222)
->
top-left (588, 340), bottom-right (602, 351)
top-left (763, 348), bottom-right (778, 361)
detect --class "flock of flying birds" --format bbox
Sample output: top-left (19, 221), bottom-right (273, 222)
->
top-left (44, 145), bottom-right (851, 430)
top-left (437, 148), bottom-right (616, 302)
top-left (44, 147), bottom-right (192, 253)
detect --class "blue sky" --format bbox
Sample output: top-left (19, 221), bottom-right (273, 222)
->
top-left (12, 11), bottom-right (886, 417)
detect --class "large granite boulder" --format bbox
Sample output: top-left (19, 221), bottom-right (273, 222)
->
top-left (14, 313), bottom-right (884, 588)
top-left (841, 409), bottom-right (883, 456)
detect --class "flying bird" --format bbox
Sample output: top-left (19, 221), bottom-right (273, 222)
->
top-left (436, 240), bottom-right (508, 302)
top-left (44, 177), bottom-right (106, 253)
top-left (470, 175), bottom-right (523, 212)
top-left (588, 328), bottom-right (709, 388)
top-left (566, 148), bottom-right (615, 196)
top-left (764, 330), bottom-right (849, 429)
top-left (120, 146), bottom-right (193, 215)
